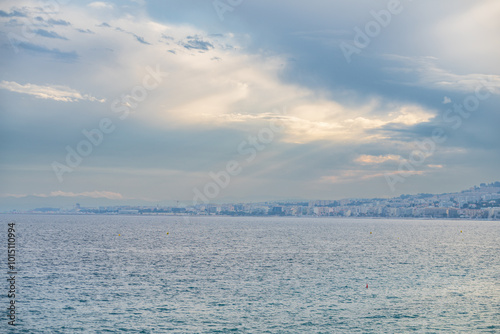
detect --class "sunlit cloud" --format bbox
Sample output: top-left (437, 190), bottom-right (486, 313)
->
top-left (88, 2), bottom-right (114, 10)
top-left (355, 155), bottom-right (401, 165)
top-left (0, 80), bottom-right (106, 102)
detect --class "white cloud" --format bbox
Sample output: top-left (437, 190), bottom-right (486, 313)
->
top-left (34, 191), bottom-right (123, 199)
top-left (0, 81), bottom-right (106, 102)
top-left (443, 96), bottom-right (451, 104)
top-left (88, 2), bottom-right (114, 10)
top-left (355, 155), bottom-right (401, 165)
top-left (0, 191), bottom-right (124, 199)
top-left (0, 193), bottom-right (27, 198)
top-left (385, 55), bottom-right (500, 95)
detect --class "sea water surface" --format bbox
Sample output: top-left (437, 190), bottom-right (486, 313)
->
top-left (2, 214), bottom-right (499, 333)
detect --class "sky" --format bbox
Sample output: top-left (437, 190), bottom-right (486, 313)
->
top-left (1, 0), bottom-right (499, 207)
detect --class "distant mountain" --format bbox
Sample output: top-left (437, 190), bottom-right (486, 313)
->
top-left (0, 195), bottom-right (160, 212)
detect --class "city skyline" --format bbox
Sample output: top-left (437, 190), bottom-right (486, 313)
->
top-left (2, 180), bottom-right (499, 215)
top-left (1, 0), bottom-right (499, 205)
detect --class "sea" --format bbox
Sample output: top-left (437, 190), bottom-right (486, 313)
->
top-left (1, 214), bottom-right (499, 333)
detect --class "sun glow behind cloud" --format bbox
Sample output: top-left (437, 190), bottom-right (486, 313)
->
top-left (355, 155), bottom-right (401, 165)
top-left (0, 0), bottom-right (437, 146)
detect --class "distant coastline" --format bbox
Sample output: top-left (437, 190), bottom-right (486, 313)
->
top-left (3, 182), bottom-right (500, 220)
top-left (2, 212), bottom-right (498, 221)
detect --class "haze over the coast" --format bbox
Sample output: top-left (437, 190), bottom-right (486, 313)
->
top-left (1, 0), bottom-right (499, 205)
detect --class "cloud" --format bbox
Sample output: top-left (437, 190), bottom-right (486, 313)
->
top-left (34, 29), bottom-right (68, 40)
top-left (0, 193), bottom-right (26, 198)
top-left (76, 28), bottom-right (94, 34)
top-left (183, 35), bottom-right (214, 51)
top-left (133, 34), bottom-right (150, 45)
top-left (14, 42), bottom-right (78, 61)
top-left (322, 170), bottom-right (425, 185)
top-left (48, 18), bottom-right (71, 26)
top-left (384, 55), bottom-right (500, 95)
top-left (161, 34), bottom-right (174, 41)
top-left (266, 102), bottom-right (432, 144)
top-left (355, 155), bottom-right (401, 165)
top-left (8, 2), bottom-right (426, 149)
top-left (0, 191), bottom-right (124, 200)
top-left (34, 17), bottom-right (71, 26)
top-left (0, 9), bottom-right (26, 17)
top-left (88, 2), bottom-right (114, 10)
top-left (34, 191), bottom-right (123, 199)
top-left (0, 81), bottom-right (106, 103)
top-left (442, 96), bottom-right (451, 104)
top-left (114, 26), bottom-right (150, 45)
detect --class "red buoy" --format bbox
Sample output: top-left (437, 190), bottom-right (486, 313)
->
top-left (366, 283), bottom-right (368, 288)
